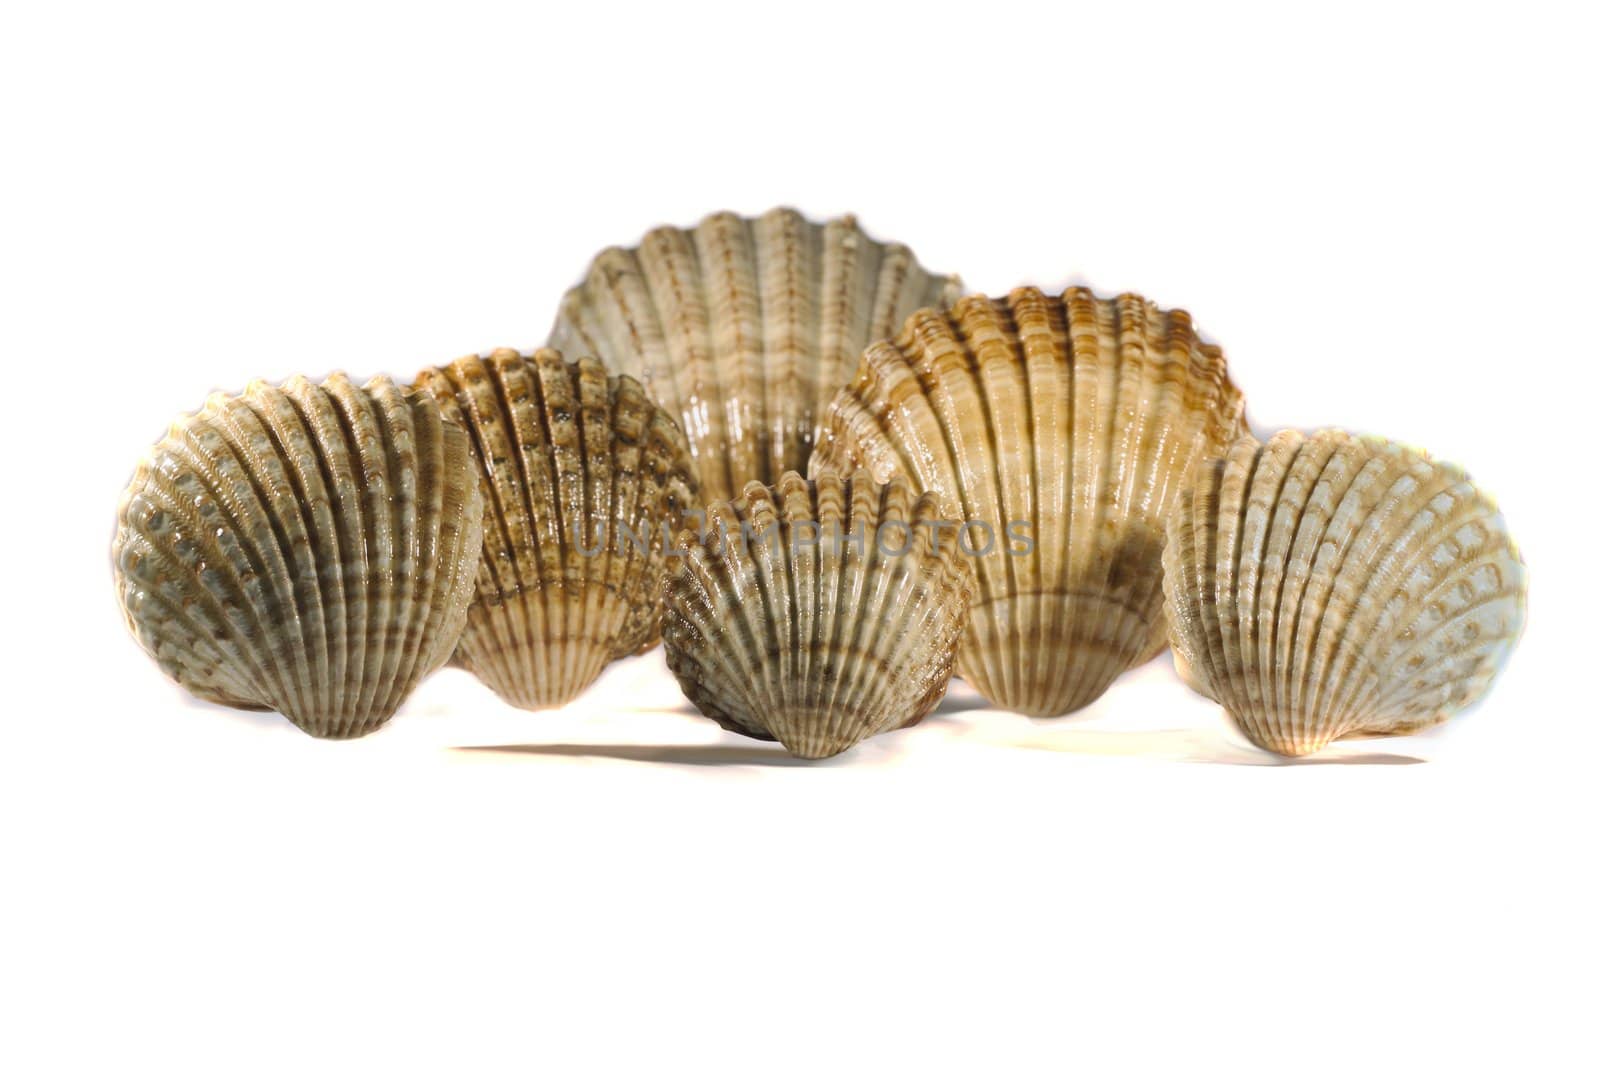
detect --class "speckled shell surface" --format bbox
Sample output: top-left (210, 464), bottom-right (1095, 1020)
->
top-left (548, 206), bottom-right (961, 505)
top-left (112, 374), bottom-right (485, 739)
top-left (413, 348), bottom-right (699, 710)
top-left (663, 471), bottom-right (974, 759)
top-left (811, 286), bottom-right (1248, 717)
top-left (1163, 429), bottom-right (1527, 756)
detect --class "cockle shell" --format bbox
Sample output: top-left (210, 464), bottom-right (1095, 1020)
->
top-left (112, 374), bottom-right (485, 739)
top-left (810, 286), bottom-right (1248, 717)
top-left (547, 206), bottom-right (961, 504)
top-left (663, 470), bottom-right (974, 759)
top-left (412, 348), bottom-right (699, 709)
top-left (1163, 429), bottom-right (1527, 756)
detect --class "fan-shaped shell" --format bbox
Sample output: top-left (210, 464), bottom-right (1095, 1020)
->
top-left (1163, 429), bottom-right (1527, 756)
top-left (663, 470), bottom-right (974, 759)
top-left (112, 374), bottom-right (485, 739)
top-left (810, 286), bottom-right (1248, 717)
top-left (548, 206), bottom-right (961, 504)
top-left (412, 348), bottom-right (699, 709)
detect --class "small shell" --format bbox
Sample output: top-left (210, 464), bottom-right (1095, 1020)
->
top-left (548, 206), bottom-right (961, 504)
top-left (663, 471), bottom-right (974, 759)
top-left (112, 374), bottom-right (485, 739)
top-left (1163, 429), bottom-right (1527, 756)
top-left (412, 349), bottom-right (699, 709)
top-left (811, 286), bottom-right (1248, 717)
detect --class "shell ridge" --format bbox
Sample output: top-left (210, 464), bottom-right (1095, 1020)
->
top-left (391, 396), bottom-right (445, 697)
top-left (755, 210), bottom-right (810, 479)
top-left (1248, 435), bottom-right (1312, 751)
top-left (426, 361), bottom-right (515, 622)
top-left (699, 216), bottom-right (762, 502)
top-left (282, 379), bottom-right (357, 713)
top-left (328, 375), bottom-right (395, 731)
top-left (363, 381), bottom-right (420, 720)
top-left (1238, 434), bottom-right (1315, 732)
top-left (680, 523), bottom-right (772, 736)
top-left (731, 491), bottom-right (787, 733)
top-left (180, 406), bottom-right (313, 720)
top-left (828, 476), bottom-right (892, 743)
top-left (244, 386), bottom-right (339, 720)
top-left (1275, 439), bottom-right (1374, 750)
top-left (921, 303), bottom-right (1005, 698)
top-left (603, 376), bottom-right (642, 655)
top-left (490, 353), bottom-right (553, 701)
top-left (1272, 440), bottom-right (1377, 741)
top-left (1214, 436), bottom-right (1268, 714)
top-left (1292, 453), bottom-right (1428, 739)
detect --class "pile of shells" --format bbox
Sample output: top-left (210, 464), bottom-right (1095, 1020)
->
top-left (112, 205), bottom-right (1526, 756)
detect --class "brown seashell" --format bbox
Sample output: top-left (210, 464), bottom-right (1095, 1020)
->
top-left (1164, 429), bottom-right (1527, 756)
top-left (663, 470), bottom-right (974, 759)
top-left (811, 286), bottom-right (1248, 716)
top-left (412, 348), bottom-right (699, 709)
top-left (112, 374), bottom-right (485, 739)
top-left (548, 206), bottom-right (961, 504)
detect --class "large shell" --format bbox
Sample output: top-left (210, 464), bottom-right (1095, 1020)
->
top-left (112, 374), bottom-right (485, 739)
top-left (548, 206), bottom-right (961, 504)
top-left (811, 286), bottom-right (1248, 717)
top-left (412, 348), bottom-right (699, 709)
top-left (1163, 429), bottom-right (1527, 756)
top-left (663, 470), bottom-right (974, 759)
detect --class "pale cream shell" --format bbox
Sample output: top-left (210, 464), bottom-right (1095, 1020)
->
top-left (811, 286), bottom-right (1248, 716)
top-left (412, 348), bottom-right (699, 709)
top-left (1163, 429), bottom-right (1527, 756)
top-left (663, 470), bottom-right (974, 759)
top-left (112, 374), bottom-right (485, 739)
top-left (548, 206), bottom-right (961, 505)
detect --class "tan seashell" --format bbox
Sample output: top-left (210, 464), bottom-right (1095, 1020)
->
top-left (412, 348), bottom-right (699, 709)
top-left (811, 286), bottom-right (1248, 717)
top-left (548, 206), bottom-right (961, 505)
top-left (663, 470), bottom-right (974, 759)
top-left (112, 374), bottom-right (485, 739)
top-left (1163, 429), bottom-right (1527, 756)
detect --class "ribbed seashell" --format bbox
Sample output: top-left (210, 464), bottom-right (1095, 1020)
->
top-left (811, 286), bottom-right (1248, 716)
top-left (112, 374), bottom-right (485, 739)
top-left (1163, 429), bottom-right (1527, 756)
top-left (412, 348), bottom-right (699, 709)
top-left (548, 206), bottom-right (961, 504)
top-left (663, 470), bottom-right (974, 759)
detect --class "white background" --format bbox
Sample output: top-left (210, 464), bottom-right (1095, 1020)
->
top-left (3, 2), bottom-right (1596, 1064)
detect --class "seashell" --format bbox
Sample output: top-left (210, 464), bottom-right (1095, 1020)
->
top-left (663, 470), bottom-right (974, 759)
top-left (412, 348), bottom-right (699, 709)
top-left (548, 206), bottom-right (961, 505)
top-left (112, 374), bottom-right (485, 739)
top-left (810, 286), bottom-right (1248, 717)
top-left (1163, 429), bottom-right (1527, 756)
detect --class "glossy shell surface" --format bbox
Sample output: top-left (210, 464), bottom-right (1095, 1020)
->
top-left (663, 470), bottom-right (974, 759)
top-left (548, 206), bottom-right (961, 504)
top-left (1164, 429), bottom-right (1527, 756)
top-left (413, 348), bottom-right (699, 709)
top-left (113, 374), bottom-right (485, 738)
top-left (811, 286), bottom-right (1247, 716)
